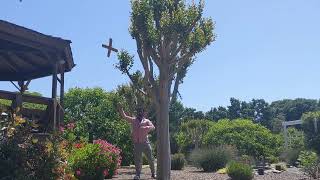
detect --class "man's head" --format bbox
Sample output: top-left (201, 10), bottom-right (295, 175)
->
top-left (136, 106), bottom-right (145, 122)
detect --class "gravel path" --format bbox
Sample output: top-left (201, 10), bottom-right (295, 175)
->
top-left (113, 166), bottom-right (310, 180)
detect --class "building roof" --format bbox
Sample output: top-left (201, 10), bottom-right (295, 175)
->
top-left (0, 20), bottom-right (75, 81)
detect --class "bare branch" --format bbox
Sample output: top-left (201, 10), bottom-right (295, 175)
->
top-left (171, 73), bottom-right (183, 103)
top-left (169, 51), bottom-right (194, 79)
top-left (169, 16), bottom-right (201, 63)
top-left (136, 41), bottom-right (161, 107)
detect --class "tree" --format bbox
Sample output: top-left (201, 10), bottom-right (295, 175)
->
top-left (228, 98), bottom-right (241, 119)
top-left (204, 119), bottom-right (282, 158)
top-left (114, 0), bottom-right (215, 178)
top-left (302, 111), bottom-right (320, 154)
top-left (205, 106), bottom-right (228, 121)
top-left (176, 119), bottom-right (213, 151)
top-left (251, 99), bottom-right (272, 129)
top-left (182, 107), bottom-right (205, 120)
top-left (271, 99), bottom-right (319, 121)
top-left (169, 101), bottom-right (185, 153)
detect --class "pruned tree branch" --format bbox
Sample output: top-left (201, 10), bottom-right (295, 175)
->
top-left (125, 69), bottom-right (147, 97)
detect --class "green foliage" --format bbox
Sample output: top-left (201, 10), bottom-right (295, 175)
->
top-left (68, 140), bottom-right (121, 180)
top-left (190, 146), bottom-right (236, 172)
top-left (266, 155), bottom-right (279, 164)
top-left (204, 119), bottom-right (282, 158)
top-left (227, 161), bottom-right (253, 180)
top-left (64, 87), bottom-right (133, 165)
top-left (287, 127), bottom-right (305, 150)
top-left (302, 111), bottom-right (320, 154)
top-left (298, 150), bottom-right (318, 167)
top-left (228, 98), bottom-right (241, 119)
top-left (0, 91), bottom-right (46, 110)
top-left (171, 153), bottom-right (186, 170)
top-left (275, 163), bottom-right (287, 171)
top-left (129, 0), bottom-right (215, 57)
top-left (182, 108), bottom-right (205, 120)
top-left (0, 117), bottom-right (59, 180)
top-left (280, 148), bottom-right (301, 166)
top-left (169, 101), bottom-right (185, 153)
top-left (271, 98), bottom-right (319, 121)
top-left (176, 119), bottom-right (214, 152)
top-left (207, 98), bottom-right (272, 129)
top-left (298, 151), bottom-right (319, 179)
top-left (277, 127), bottom-right (304, 165)
top-left (205, 106), bottom-right (228, 121)
top-left (239, 155), bottom-right (256, 166)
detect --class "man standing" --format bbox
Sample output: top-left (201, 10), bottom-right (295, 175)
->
top-left (118, 106), bottom-right (156, 180)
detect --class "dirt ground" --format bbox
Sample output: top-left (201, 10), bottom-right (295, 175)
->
top-left (113, 165), bottom-right (309, 180)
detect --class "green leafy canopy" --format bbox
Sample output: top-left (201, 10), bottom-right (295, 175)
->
top-left (116, 0), bottom-right (215, 103)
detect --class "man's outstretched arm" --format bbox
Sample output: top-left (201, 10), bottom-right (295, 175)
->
top-left (118, 106), bottom-right (135, 123)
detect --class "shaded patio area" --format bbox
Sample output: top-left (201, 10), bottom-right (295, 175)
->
top-left (0, 20), bottom-right (75, 131)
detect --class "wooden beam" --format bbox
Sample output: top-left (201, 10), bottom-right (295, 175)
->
top-left (52, 63), bottom-right (58, 99)
top-left (8, 52), bottom-right (37, 70)
top-left (0, 68), bottom-right (53, 81)
top-left (10, 81), bottom-right (21, 92)
top-left (0, 54), bottom-right (18, 72)
top-left (0, 90), bottom-right (52, 105)
top-left (282, 120), bottom-right (302, 126)
top-left (0, 20), bottom-right (71, 51)
top-left (0, 31), bottom-right (64, 54)
top-left (0, 90), bottom-right (16, 100)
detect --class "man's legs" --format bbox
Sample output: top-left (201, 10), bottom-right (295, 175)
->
top-left (134, 143), bottom-right (143, 178)
top-left (143, 142), bottom-right (155, 176)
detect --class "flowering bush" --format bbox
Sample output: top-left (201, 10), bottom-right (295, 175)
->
top-left (68, 139), bottom-right (122, 180)
top-left (0, 116), bottom-right (61, 180)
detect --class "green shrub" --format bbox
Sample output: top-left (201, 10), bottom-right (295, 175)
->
top-left (0, 117), bottom-right (60, 180)
top-left (298, 150), bottom-right (319, 179)
top-left (227, 161), bottom-right (253, 180)
top-left (64, 88), bottom-right (133, 165)
top-left (204, 119), bottom-right (282, 158)
top-left (302, 112), bottom-right (320, 154)
top-left (286, 127), bottom-right (305, 150)
top-left (298, 150), bottom-right (318, 167)
top-left (176, 119), bottom-right (214, 152)
top-left (280, 148), bottom-right (301, 166)
top-left (171, 153), bottom-right (186, 170)
top-left (266, 155), bottom-right (279, 164)
top-left (68, 140), bottom-right (121, 180)
top-left (190, 145), bottom-right (236, 172)
top-left (239, 155), bottom-right (256, 166)
top-left (275, 163), bottom-right (287, 171)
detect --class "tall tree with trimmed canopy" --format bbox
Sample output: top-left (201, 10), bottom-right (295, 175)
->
top-left (115, 0), bottom-right (215, 178)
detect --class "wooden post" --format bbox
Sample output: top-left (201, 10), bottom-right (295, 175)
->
top-left (59, 70), bottom-right (65, 127)
top-left (60, 72), bottom-right (64, 109)
top-left (283, 123), bottom-right (288, 149)
top-left (52, 63), bottom-right (58, 130)
top-left (12, 94), bottom-right (23, 116)
top-left (52, 99), bottom-right (57, 131)
top-left (52, 63), bottom-right (58, 99)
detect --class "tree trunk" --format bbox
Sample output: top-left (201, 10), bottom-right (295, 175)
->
top-left (156, 69), bottom-right (171, 180)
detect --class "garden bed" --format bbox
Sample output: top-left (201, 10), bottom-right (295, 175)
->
top-left (114, 166), bottom-right (309, 180)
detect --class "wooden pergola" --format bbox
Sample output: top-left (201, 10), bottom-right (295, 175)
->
top-left (0, 20), bottom-right (75, 131)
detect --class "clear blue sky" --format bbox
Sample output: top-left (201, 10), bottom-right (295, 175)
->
top-left (1, 0), bottom-right (320, 111)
